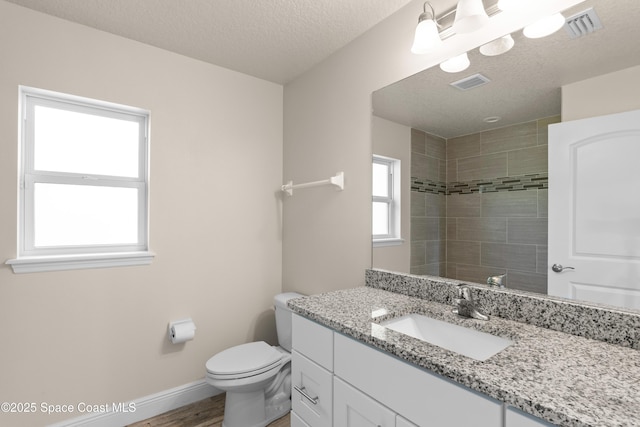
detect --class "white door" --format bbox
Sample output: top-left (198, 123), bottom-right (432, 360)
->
top-left (548, 109), bottom-right (640, 309)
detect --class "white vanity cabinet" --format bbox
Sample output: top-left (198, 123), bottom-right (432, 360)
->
top-left (291, 313), bottom-right (550, 427)
top-left (291, 315), bottom-right (334, 427)
top-left (506, 407), bottom-right (555, 427)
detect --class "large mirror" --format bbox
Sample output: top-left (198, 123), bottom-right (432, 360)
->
top-left (371, 0), bottom-right (640, 309)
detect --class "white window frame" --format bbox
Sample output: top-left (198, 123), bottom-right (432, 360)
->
top-left (372, 155), bottom-right (403, 247)
top-left (6, 87), bottom-right (154, 273)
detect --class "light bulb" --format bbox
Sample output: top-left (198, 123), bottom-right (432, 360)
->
top-left (411, 18), bottom-right (443, 54)
top-left (523, 13), bottom-right (565, 39)
top-left (479, 34), bottom-right (515, 56)
top-left (453, 0), bottom-right (489, 34)
top-left (440, 52), bottom-right (470, 73)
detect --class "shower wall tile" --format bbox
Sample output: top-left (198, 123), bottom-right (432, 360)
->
top-left (508, 145), bottom-right (548, 176)
top-left (481, 119), bottom-right (537, 155)
top-left (482, 242), bottom-right (537, 272)
top-left (482, 134), bottom-right (538, 155)
top-left (411, 118), bottom-right (550, 292)
top-left (482, 191), bottom-right (538, 218)
top-left (447, 219), bottom-right (457, 240)
top-left (507, 270), bottom-right (548, 294)
top-left (411, 191), bottom-right (426, 217)
top-left (424, 193), bottom-right (446, 217)
top-left (447, 193), bottom-right (481, 217)
top-left (537, 115), bottom-right (561, 145)
top-left (447, 159), bottom-right (458, 183)
top-left (537, 246), bottom-right (548, 274)
top-left (447, 133), bottom-right (481, 160)
top-left (481, 120), bottom-right (537, 143)
top-left (457, 217), bottom-right (507, 243)
top-left (508, 218), bottom-right (548, 245)
top-left (439, 159), bottom-right (447, 182)
top-left (412, 152), bottom-right (440, 181)
top-left (411, 240), bottom-right (426, 266)
top-left (457, 152), bottom-right (508, 181)
top-left (411, 128), bottom-right (426, 154)
top-left (425, 239), bottom-right (446, 264)
top-left (411, 217), bottom-right (445, 241)
top-left (448, 240), bottom-right (481, 265)
top-left (538, 189), bottom-right (548, 218)
top-left (454, 264), bottom-right (505, 284)
top-left (426, 133), bottom-right (446, 160)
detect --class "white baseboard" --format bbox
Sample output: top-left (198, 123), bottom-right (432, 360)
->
top-left (47, 380), bottom-right (220, 427)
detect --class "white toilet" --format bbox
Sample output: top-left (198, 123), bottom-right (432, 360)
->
top-left (205, 292), bottom-right (302, 427)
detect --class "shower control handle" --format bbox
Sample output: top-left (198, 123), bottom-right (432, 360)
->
top-left (552, 264), bottom-right (575, 273)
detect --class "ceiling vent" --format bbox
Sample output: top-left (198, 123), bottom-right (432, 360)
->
top-left (450, 73), bottom-right (491, 91)
top-left (564, 8), bottom-right (603, 39)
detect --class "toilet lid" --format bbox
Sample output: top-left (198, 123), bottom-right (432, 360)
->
top-left (206, 341), bottom-right (282, 376)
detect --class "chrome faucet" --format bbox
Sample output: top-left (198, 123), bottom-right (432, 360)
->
top-left (452, 284), bottom-right (489, 321)
top-left (487, 274), bottom-right (506, 288)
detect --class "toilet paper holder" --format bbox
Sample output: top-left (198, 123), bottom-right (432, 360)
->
top-left (168, 318), bottom-right (196, 344)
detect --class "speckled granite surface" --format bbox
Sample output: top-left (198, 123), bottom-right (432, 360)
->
top-left (366, 269), bottom-right (640, 350)
top-left (288, 279), bottom-right (640, 426)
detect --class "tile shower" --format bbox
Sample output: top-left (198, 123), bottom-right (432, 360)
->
top-left (410, 116), bottom-right (559, 294)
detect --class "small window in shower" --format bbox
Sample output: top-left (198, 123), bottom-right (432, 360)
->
top-left (372, 155), bottom-right (402, 246)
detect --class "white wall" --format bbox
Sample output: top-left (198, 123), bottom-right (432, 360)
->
top-left (372, 116), bottom-right (411, 273)
top-left (282, 0), bottom-right (585, 295)
top-left (562, 65), bottom-right (640, 121)
top-left (0, 2), bottom-right (282, 426)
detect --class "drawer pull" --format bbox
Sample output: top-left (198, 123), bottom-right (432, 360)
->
top-left (294, 385), bottom-right (319, 405)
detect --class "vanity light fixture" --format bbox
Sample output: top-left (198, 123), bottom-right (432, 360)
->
top-left (411, 2), bottom-right (443, 54)
top-left (440, 52), bottom-right (470, 73)
top-left (453, 0), bottom-right (489, 34)
top-left (479, 34), bottom-right (514, 56)
top-left (523, 12), bottom-right (565, 38)
top-left (496, 0), bottom-right (523, 12)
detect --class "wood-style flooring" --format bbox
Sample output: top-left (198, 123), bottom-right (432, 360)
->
top-left (127, 393), bottom-right (290, 427)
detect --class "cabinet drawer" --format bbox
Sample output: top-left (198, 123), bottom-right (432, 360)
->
top-left (334, 377), bottom-right (395, 427)
top-left (334, 333), bottom-right (502, 427)
top-left (292, 350), bottom-right (333, 427)
top-left (291, 411), bottom-right (312, 427)
top-left (293, 314), bottom-right (334, 370)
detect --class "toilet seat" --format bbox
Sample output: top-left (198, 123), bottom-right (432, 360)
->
top-left (206, 341), bottom-right (283, 380)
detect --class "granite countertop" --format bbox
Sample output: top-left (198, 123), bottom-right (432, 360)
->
top-left (288, 286), bottom-right (640, 427)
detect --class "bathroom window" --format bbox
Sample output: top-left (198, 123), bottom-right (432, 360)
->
top-left (7, 87), bottom-right (153, 273)
top-left (372, 155), bottom-right (402, 246)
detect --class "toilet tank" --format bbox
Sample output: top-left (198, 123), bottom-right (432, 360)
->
top-left (274, 292), bottom-right (304, 352)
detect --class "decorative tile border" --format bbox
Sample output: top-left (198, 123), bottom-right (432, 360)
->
top-left (411, 173), bottom-right (548, 196)
top-left (410, 177), bottom-right (447, 195)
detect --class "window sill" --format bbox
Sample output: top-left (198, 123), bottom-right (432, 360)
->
top-left (373, 238), bottom-right (405, 248)
top-left (6, 251), bottom-right (155, 274)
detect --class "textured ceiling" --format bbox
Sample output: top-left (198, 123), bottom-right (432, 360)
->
top-left (373, 0), bottom-right (640, 138)
top-left (4, 0), bottom-right (414, 84)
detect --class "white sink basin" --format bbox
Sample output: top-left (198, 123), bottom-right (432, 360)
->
top-left (380, 313), bottom-right (513, 361)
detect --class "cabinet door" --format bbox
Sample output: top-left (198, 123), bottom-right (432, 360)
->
top-left (291, 350), bottom-right (333, 427)
top-left (506, 407), bottom-right (555, 427)
top-left (334, 377), bottom-right (396, 427)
